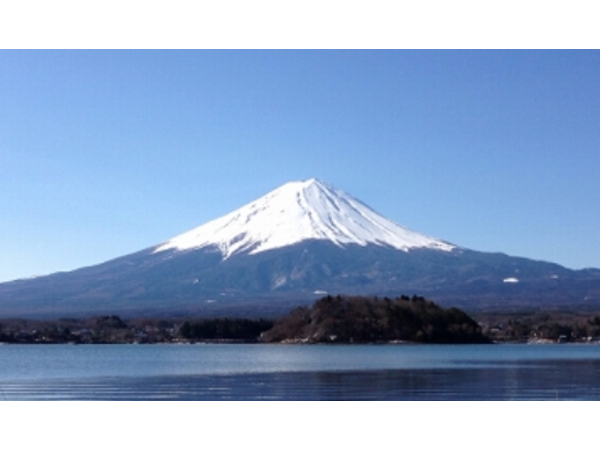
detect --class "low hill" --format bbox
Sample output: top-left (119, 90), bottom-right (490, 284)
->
top-left (262, 295), bottom-right (490, 344)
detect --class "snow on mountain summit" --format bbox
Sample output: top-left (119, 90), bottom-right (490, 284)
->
top-left (154, 178), bottom-right (455, 258)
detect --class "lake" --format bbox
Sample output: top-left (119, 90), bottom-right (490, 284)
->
top-left (1, 343), bottom-right (600, 400)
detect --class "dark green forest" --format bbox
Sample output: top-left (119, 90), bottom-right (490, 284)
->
top-left (179, 318), bottom-right (274, 341)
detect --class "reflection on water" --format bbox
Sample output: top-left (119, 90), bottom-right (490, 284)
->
top-left (3, 359), bottom-right (600, 400)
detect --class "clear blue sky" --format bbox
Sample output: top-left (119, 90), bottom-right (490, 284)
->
top-left (2, 50), bottom-right (600, 282)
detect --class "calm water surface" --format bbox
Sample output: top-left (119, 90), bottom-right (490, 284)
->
top-left (1, 344), bottom-right (599, 400)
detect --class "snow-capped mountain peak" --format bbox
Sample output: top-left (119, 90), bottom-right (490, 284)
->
top-left (154, 178), bottom-right (455, 258)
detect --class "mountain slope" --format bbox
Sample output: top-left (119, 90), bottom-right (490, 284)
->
top-left (1, 179), bottom-right (600, 318)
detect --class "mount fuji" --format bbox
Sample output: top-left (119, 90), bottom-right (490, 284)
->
top-left (2, 178), bottom-right (600, 318)
top-left (154, 179), bottom-right (455, 257)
